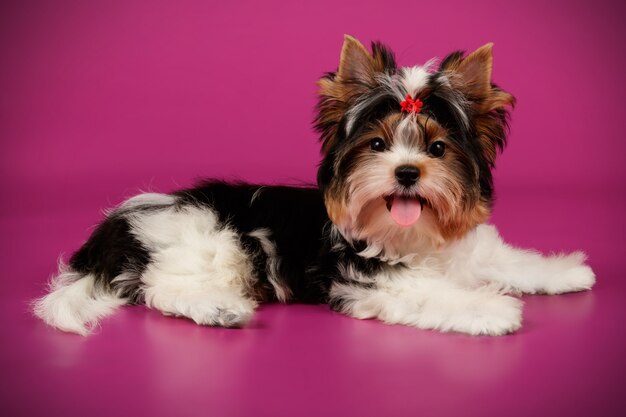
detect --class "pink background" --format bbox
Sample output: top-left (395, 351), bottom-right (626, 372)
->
top-left (1, 1), bottom-right (625, 417)
top-left (2, 0), bottom-right (625, 212)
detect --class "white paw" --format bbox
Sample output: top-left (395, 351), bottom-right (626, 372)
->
top-left (148, 290), bottom-right (257, 328)
top-left (386, 291), bottom-right (524, 336)
top-left (445, 294), bottom-right (523, 336)
top-left (543, 252), bottom-right (596, 295)
top-left (186, 296), bottom-right (256, 327)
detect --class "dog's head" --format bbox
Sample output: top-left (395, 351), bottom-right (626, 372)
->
top-left (315, 35), bottom-right (514, 258)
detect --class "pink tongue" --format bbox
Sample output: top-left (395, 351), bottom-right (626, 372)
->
top-left (389, 196), bottom-right (422, 226)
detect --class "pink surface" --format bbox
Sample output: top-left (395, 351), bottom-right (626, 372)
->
top-left (1, 1), bottom-right (625, 416)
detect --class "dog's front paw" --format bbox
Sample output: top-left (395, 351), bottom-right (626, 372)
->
top-left (414, 293), bottom-right (523, 336)
top-left (449, 294), bottom-right (523, 336)
top-left (543, 252), bottom-right (596, 295)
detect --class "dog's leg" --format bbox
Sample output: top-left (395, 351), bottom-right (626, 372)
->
top-left (329, 269), bottom-right (523, 336)
top-left (445, 224), bottom-right (596, 295)
top-left (129, 205), bottom-right (258, 327)
top-left (143, 276), bottom-right (257, 327)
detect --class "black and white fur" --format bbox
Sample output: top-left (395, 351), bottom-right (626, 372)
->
top-left (33, 36), bottom-right (595, 336)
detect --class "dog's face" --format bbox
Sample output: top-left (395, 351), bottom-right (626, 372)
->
top-left (315, 36), bottom-right (514, 256)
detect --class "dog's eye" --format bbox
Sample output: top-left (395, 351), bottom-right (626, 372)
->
top-left (428, 141), bottom-right (445, 158)
top-left (370, 138), bottom-right (386, 152)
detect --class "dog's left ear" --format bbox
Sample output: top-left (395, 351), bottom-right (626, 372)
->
top-left (443, 43), bottom-right (494, 99)
top-left (442, 44), bottom-right (515, 165)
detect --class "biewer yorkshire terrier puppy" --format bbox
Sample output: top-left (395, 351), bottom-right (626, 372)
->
top-left (33, 35), bottom-right (595, 336)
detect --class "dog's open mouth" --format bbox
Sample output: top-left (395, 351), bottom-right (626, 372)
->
top-left (384, 194), bottom-right (425, 227)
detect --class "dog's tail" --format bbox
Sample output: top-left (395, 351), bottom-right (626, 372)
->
top-left (32, 261), bottom-right (127, 336)
top-left (32, 193), bottom-right (177, 335)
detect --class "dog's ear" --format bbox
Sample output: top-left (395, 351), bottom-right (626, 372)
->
top-left (442, 43), bottom-right (493, 100)
top-left (316, 35), bottom-right (387, 154)
top-left (337, 35), bottom-right (376, 84)
top-left (441, 44), bottom-right (515, 165)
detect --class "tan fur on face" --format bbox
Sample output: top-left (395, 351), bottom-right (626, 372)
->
top-left (326, 112), bottom-right (490, 255)
top-left (438, 199), bottom-right (490, 240)
top-left (318, 40), bottom-right (514, 257)
top-left (324, 190), bottom-right (348, 229)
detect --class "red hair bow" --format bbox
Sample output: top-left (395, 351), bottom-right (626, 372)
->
top-left (400, 94), bottom-right (423, 114)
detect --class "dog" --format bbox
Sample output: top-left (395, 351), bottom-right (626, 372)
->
top-left (33, 35), bottom-right (595, 336)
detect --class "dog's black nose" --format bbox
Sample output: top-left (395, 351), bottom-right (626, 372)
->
top-left (395, 165), bottom-right (420, 187)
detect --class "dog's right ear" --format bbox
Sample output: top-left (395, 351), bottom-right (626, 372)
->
top-left (316, 35), bottom-right (374, 154)
top-left (315, 35), bottom-right (397, 154)
top-left (336, 35), bottom-right (376, 84)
